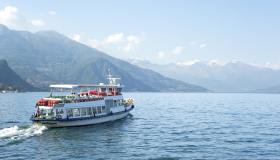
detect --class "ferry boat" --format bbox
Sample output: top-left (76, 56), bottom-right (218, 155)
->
top-left (30, 72), bottom-right (134, 128)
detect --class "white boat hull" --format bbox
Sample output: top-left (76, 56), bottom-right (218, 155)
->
top-left (35, 110), bottom-right (132, 128)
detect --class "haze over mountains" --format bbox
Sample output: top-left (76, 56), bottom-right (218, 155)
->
top-left (0, 24), bottom-right (207, 92)
top-left (131, 59), bottom-right (280, 93)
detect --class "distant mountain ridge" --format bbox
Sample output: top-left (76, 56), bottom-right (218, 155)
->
top-left (0, 24), bottom-right (208, 92)
top-left (0, 59), bottom-right (34, 91)
top-left (131, 59), bottom-right (280, 93)
top-left (255, 85), bottom-right (280, 93)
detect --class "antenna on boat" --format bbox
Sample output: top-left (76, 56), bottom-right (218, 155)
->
top-left (107, 68), bottom-right (120, 85)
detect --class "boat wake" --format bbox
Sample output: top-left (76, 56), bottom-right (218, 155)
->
top-left (0, 124), bottom-right (47, 144)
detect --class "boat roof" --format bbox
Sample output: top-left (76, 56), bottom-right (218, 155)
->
top-left (50, 84), bottom-right (79, 89)
top-left (49, 84), bottom-right (123, 89)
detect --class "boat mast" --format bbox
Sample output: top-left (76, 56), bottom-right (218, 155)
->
top-left (107, 69), bottom-right (120, 85)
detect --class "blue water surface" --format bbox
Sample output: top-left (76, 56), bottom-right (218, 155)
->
top-left (0, 92), bottom-right (279, 160)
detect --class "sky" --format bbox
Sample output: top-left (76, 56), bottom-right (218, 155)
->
top-left (0, 0), bottom-right (280, 67)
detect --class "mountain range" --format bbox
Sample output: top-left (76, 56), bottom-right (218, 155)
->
top-left (0, 24), bottom-right (208, 92)
top-left (131, 59), bottom-right (280, 93)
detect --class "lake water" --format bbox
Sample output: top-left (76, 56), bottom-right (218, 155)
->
top-left (0, 92), bottom-right (280, 160)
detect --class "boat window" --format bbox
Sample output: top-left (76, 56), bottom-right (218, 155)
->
top-left (102, 106), bottom-right (106, 112)
top-left (67, 109), bottom-right (73, 118)
top-left (73, 108), bottom-right (80, 117)
top-left (105, 100), bottom-right (114, 108)
top-left (87, 107), bottom-right (92, 115)
top-left (92, 107), bottom-right (97, 114)
top-left (40, 109), bottom-right (47, 115)
top-left (46, 110), bottom-right (54, 117)
top-left (97, 106), bottom-right (102, 114)
top-left (56, 109), bottom-right (63, 115)
top-left (81, 108), bottom-right (87, 116)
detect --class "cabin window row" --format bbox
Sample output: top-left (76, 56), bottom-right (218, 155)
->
top-left (105, 99), bottom-right (123, 108)
top-left (67, 106), bottom-right (106, 118)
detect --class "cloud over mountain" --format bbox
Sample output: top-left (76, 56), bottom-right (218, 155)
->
top-left (0, 5), bottom-right (46, 30)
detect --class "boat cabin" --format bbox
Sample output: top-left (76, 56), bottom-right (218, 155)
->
top-left (33, 83), bottom-right (129, 120)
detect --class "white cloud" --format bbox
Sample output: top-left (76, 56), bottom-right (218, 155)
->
top-left (207, 59), bottom-right (226, 66)
top-left (122, 43), bottom-right (134, 52)
top-left (0, 6), bottom-right (20, 27)
top-left (102, 33), bottom-right (142, 52)
top-left (172, 46), bottom-right (184, 55)
top-left (157, 51), bottom-right (166, 59)
top-left (104, 33), bottom-right (124, 44)
top-left (68, 34), bottom-right (102, 49)
top-left (48, 10), bottom-right (56, 16)
top-left (67, 32), bottom-right (143, 54)
top-left (69, 33), bottom-right (81, 42)
top-left (127, 35), bottom-right (141, 44)
top-left (122, 35), bottom-right (142, 52)
top-left (0, 5), bottom-right (46, 29)
top-left (264, 62), bottom-right (280, 70)
top-left (199, 43), bottom-right (207, 48)
top-left (30, 19), bottom-right (45, 27)
top-left (176, 60), bottom-right (201, 66)
top-left (86, 38), bottom-right (101, 49)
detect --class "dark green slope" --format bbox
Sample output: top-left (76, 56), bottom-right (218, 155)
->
top-left (0, 59), bottom-right (35, 91)
top-left (0, 24), bottom-right (208, 92)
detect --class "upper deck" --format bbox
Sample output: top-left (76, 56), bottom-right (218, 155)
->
top-left (37, 72), bottom-right (124, 107)
top-left (49, 71), bottom-right (123, 93)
